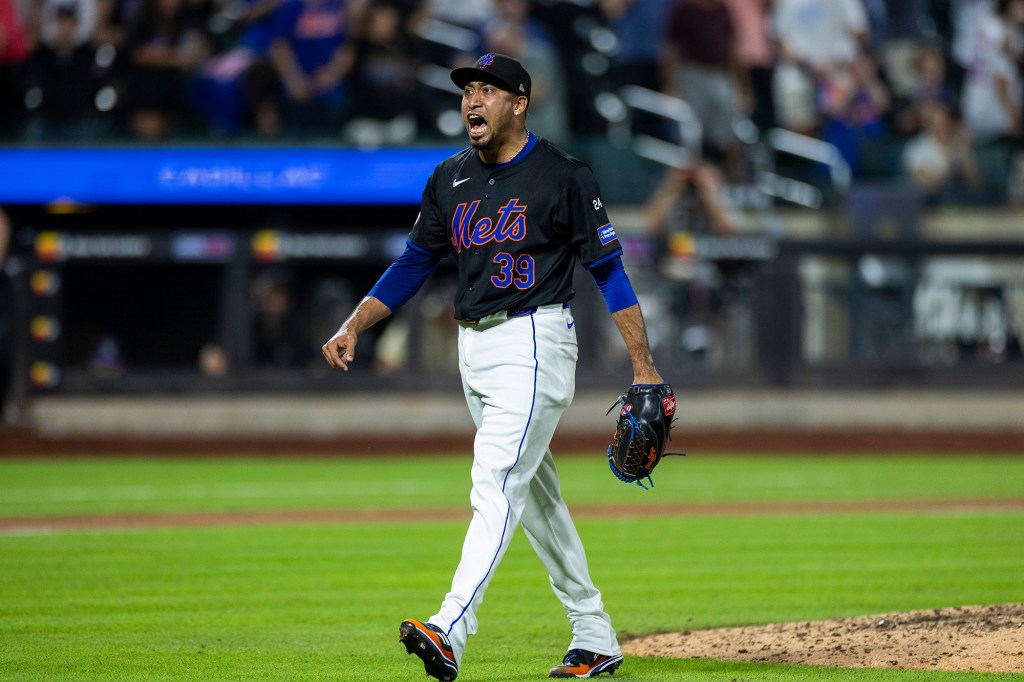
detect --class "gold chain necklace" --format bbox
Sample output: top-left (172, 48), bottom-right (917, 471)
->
top-left (503, 132), bottom-right (529, 163)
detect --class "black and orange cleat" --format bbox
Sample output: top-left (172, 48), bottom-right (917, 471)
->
top-left (548, 649), bottom-right (623, 678)
top-left (399, 619), bottom-right (459, 681)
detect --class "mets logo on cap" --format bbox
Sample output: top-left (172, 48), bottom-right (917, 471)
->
top-left (479, 53), bottom-right (496, 69)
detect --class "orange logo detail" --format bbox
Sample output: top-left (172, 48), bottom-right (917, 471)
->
top-left (252, 230), bottom-right (282, 262)
top-left (30, 270), bottom-right (60, 296)
top-left (29, 361), bottom-right (60, 388)
top-left (30, 316), bottom-right (60, 342)
top-left (35, 232), bottom-right (63, 262)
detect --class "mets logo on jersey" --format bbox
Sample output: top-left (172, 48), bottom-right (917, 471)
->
top-left (451, 199), bottom-right (527, 253)
top-left (597, 223), bottom-right (617, 246)
top-left (479, 53), bottom-right (496, 69)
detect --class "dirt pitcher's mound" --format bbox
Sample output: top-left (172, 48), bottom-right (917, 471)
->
top-left (623, 604), bottom-right (1024, 673)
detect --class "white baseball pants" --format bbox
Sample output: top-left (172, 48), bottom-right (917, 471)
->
top-left (427, 303), bottom-right (620, 665)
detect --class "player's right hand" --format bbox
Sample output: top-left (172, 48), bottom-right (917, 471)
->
top-left (322, 328), bottom-right (357, 372)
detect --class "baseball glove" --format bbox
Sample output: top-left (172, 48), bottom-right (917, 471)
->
top-left (606, 383), bottom-right (684, 489)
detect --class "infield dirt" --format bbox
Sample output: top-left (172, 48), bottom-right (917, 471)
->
top-left (624, 604), bottom-right (1024, 674)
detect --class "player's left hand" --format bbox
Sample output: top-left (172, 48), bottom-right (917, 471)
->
top-left (606, 383), bottom-right (684, 489)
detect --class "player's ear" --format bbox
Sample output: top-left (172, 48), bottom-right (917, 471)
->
top-left (514, 95), bottom-right (529, 116)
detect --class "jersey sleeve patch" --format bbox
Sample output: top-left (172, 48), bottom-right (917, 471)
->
top-left (597, 223), bottom-right (618, 246)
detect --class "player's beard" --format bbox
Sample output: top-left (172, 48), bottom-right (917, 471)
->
top-left (468, 135), bottom-right (492, 151)
top-left (467, 122), bottom-right (497, 152)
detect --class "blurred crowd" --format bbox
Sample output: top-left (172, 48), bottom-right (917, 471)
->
top-left (0, 0), bottom-right (578, 143)
top-left (0, 0), bottom-right (1023, 203)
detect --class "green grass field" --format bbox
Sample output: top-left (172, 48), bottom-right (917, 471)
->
top-left (1, 454), bottom-right (1023, 681)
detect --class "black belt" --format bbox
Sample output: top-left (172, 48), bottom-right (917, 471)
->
top-left (461, 302), bottom-right (567, 325)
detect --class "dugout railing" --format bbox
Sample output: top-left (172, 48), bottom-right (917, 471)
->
top-left (5, 208), bottom-right (1024, 413)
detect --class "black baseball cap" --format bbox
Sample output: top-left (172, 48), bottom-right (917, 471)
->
top-left (451, 53), bottom-right (531, 100)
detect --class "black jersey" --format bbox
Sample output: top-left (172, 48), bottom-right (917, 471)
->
top-left (409, 134), bottom-right (623, 321)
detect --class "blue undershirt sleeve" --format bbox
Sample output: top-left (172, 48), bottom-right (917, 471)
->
top-left (588, 255), bottom-right (639, 314)
top-left (367, 241), bottom-right (445, 312)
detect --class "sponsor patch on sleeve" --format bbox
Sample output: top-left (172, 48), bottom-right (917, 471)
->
top-left (597, 223), bottom-right (617, 246)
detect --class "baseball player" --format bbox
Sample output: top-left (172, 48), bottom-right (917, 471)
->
top-left (321, 53), bottom-right (667, 680)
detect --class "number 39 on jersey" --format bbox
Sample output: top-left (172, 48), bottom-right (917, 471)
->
top-left (451, 198), bottom-right (535, 290)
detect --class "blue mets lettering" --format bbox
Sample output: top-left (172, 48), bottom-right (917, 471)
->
top-left (451, 199), bottom-right (528, 253)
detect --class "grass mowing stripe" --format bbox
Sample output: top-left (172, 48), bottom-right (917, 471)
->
top-left (0, 480), bottom-right (438, 504)
top-left (1, 455), bottom-right (1023, 519)
top-left (1, 512), bottom-right (1021, 681)
top-left (3, 500), bottom-right (1023, 536)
